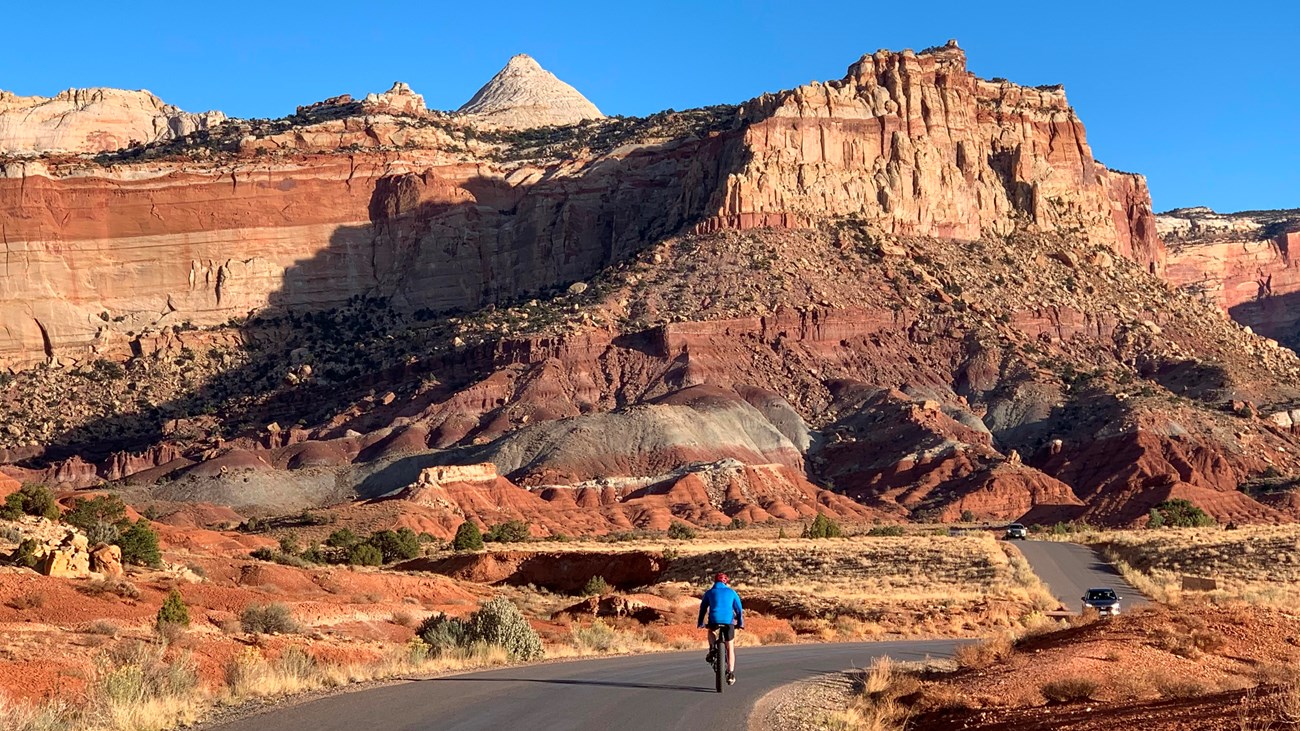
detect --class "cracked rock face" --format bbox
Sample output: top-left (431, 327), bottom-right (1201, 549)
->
top-left (457, 54), bottom-right (603, 128)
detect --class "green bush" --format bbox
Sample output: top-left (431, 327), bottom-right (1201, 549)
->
top-left (452, 521), bottom-right (484, 551)
top-left (469, 598), bottom-right (544, 661)
top-left (118, 520), bottom-right (162, 568)
top-left (417, 613), bottom-right (471, 656)
top-left (7, 539), bottom-right (39, 568)
top-left (0, 484), bottom-right (60, 521)
top-left (667, 521), bottom-right (696, 540)
top-left (347, 543), bottom-right (384, 566)
top-left (582, 576), bottom-right (612, 596)
top-left (1149, 499), bottom-right (1214, 528)
top-left (960, 509), bottom-right (976, 523)
top-left (484, 520), bottom-right (531, 543)
top-left (156, 589), bottom-right (190, 630)
top-left (866, 525), bottom-right (906, 537)
top-left (324, 528), bottom-right (360, 548)
top-left (64, 494), bottom-right (129, 546)
top-left (278, 533), bottom-right (301, 556)
top-left (802, 513), bottom-right (843, 539)
top-left (1147, 508), bottom-right (1166, 528)
top-left (417, 600), bottom-right (544, 661)
top-left (368, 528), bottom-right (421, 561)
top-left (240, 603), bottom-right (298, 634)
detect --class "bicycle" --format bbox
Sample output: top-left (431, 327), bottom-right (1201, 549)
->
top-left (707, 626), bottom-right (734, 693)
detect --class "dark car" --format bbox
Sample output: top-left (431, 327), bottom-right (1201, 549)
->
top-left (1081, 587), bottom-right (1121, 616)
top-left (1003, 523), bottom-right (1027, 540)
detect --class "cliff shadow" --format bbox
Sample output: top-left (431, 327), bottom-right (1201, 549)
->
top-left (1228, 290), bottom-right (1300, 352)
top-left (18, 127), bottom-right (756, 487)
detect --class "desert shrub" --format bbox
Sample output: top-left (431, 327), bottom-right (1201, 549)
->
top-left (275, 646), bottom-right (317, 680)
top-left (7, 539), bottom-right (39, 569)
top-left (390, 610), bottom-right (416, 628)
top-left (667, 521), bottom-right (696, 540)
top-left (93, 644), bottom-right (198, 713)
top-left (240, 603), bottom-right (298, 634)
top-left (802, 512), bottom-right (843, 539)
top-left (1146, 507), bottom-right (1166, 528)
top-left (324, 528), bottom-right (360, 548)
top-left (727, 517), bottom-right (746, 530)
top-left (954, 634), bottom-right (1014, 669)
top-left (867, 525), bottom-right (906, 537)
top-left (960, 509), bottom-right (976, 523)
top-left (347, 543), bottom-right (384, 566)
top-left (452, 521), bottom-right (484, 551)
top-left (0, 484), bottom-right (60, 521)
top-left (117, 519), bottom-right (162, 568)
top-left (368, 528), bottom-right (421, 561)
top-left (250, 547), bottom-right (275, 561)
top-left (1149, 499), bottom-right (1215, 528)
top-left (299, 545), bottom-right (327, 564)
top-left (156, 589), bottom-right (190, 631)
top-left (63, 494), bottom-right (128, 537)
top-left (582, 576), bottom-right (612, 596)
top-left (85, 619), bottom-right (120, 636)
top-left (484, 520), bottom-right (531, 543)
top-left (418, 613), bottom-right (470, 653)
top-left (469, 598), bottom-right (544, 661)
top-left (1153, 673), bottom-right (1207, 699)
top-left (277, 533), bottom-right (300, 556)
top-left (569, 620), bottom-right (619, 652)
top-left (1040, 676), bottom-right (1099, 703)
top-left (78, 579), bottom-right (140, 600)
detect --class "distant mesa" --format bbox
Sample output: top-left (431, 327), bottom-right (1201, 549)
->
top-left (0, 87), bottom-right (225, 154)
top-left (458, 54), bottom-right (603, 129)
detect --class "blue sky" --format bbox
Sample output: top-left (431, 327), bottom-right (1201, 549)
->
top-left (3, 0), bottom-right (1294, 212)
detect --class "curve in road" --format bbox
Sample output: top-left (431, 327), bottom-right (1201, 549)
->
top-left (1013, 539), bottom-right (1148, 612)
top-left (214, 640), bottom-right (957, 731)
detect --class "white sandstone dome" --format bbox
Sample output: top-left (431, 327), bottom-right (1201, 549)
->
top-left (458, 54), bottom-right (603, 129)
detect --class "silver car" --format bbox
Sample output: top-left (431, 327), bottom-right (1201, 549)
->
top-left (1081, 587), bottom-right (1121, 616)
top-left (1004, 523), bottom-right (1027, 540)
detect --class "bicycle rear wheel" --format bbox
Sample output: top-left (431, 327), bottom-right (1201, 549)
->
top-left (714, 645), bottom-right (724, 693)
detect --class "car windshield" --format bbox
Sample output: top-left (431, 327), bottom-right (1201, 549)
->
top-left (1087, 590), bottom-right (1117, 601)
top-left (1008, 524), bottom-right (1024, 529)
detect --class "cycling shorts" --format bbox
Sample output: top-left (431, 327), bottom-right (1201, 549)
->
top-left (707, 623), bottom-right (735, 642)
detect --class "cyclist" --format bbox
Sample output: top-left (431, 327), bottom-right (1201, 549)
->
top-left (698, 572), bottom-right (743, 685)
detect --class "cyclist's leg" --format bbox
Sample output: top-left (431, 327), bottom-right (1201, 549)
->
top-left (722, 624), bottom-right (736, 673)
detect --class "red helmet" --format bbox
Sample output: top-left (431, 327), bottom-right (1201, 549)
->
top-left (715, 572), bottom-right (729, 584)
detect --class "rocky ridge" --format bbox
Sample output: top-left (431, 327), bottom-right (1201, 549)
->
top-left (0, 87), bottom-right (225, 154)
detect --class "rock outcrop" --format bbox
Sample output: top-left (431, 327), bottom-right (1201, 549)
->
top-left (1162, 207), bottom-right (1300, 348)
top-left (699, 41), bottom-right (1163, 274)
top-left (457, 54), bottom-right (602, 128)
top-left (0, 88), bottom-right (225, 154)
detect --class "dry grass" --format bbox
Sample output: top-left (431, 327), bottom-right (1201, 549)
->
top-left (1040, 676), bottom-right (1099, 703)
top-left (953, 634), bottom-right (1015, 670)
top-left (822, 657), bottom-right (917, 731)
top-left (1079, 525), bottom-right (1300, 607)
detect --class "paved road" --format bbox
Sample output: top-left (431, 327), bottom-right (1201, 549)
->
top-left (214, 640), bottom-right (957, 731)
top-left (1013, 539), bottom-right (1148, 612)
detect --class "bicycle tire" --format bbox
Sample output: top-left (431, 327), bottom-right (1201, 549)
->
top-left (714, 644), bottom-right (724, 693)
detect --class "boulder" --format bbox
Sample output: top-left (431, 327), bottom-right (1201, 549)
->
top-left (89, 542), bottom-right (124, 578)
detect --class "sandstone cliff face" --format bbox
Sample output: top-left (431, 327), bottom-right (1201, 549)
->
top-left (1162, 207), bottom-right (1300, 348)
top-left (0, 43), bottom-right (1158, 370)
top-left (698, 42), bottom-right (1164, 274)
top-left (0, 88), bottom-right (225, 154)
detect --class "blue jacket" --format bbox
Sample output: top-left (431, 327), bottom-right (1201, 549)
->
top-left (698, 582), bottom-right (743, 627)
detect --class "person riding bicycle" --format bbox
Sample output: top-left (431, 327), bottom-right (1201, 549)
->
top-left (698, 572), bottom-right (743, 685)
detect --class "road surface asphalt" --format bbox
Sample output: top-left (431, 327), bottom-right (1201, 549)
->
top-left (214, 639), bottom-right (956, 731)
top-left (1013, 539), bottom-right (1148, 612)
top-left (215, 540), bottom-right (1139, 731)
